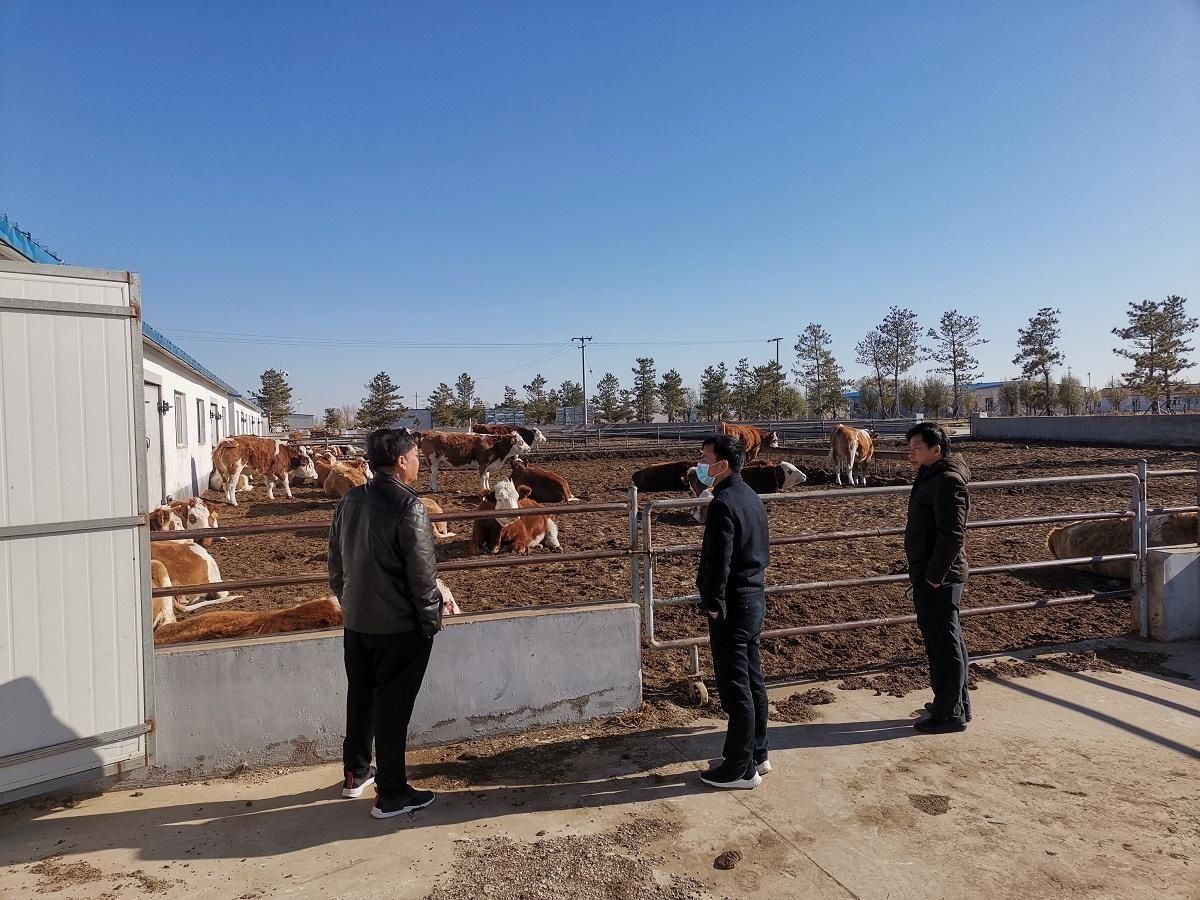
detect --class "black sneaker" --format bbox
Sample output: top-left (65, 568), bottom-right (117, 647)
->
top-left (371, 787), bottom-right (436, 819)
top-left (700, 764), bottom-right (762, 790)
top-left (341, 766), bottom-right (376, 798)
top-left (913, 718), bottom-right (968, 734)
top-left (923, 702), bottom-right (973, 723)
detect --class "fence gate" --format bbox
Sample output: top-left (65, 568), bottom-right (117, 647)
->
top-left (0, 260), bottom-right (154, 803)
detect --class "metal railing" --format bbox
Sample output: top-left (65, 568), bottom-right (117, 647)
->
top-left (638, 464), bottom-right (1200, 688)
top-left (150, 490), bottom-right (641, 602)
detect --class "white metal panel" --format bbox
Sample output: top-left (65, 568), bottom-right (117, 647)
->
top-left (0, 263), bottom-right (151, 800)
top-left (0, 309), bottom-right (137, 527)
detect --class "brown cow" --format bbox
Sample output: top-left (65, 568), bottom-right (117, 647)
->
top-left (211, 436), bottom-right (318, 506)
top-left (419, 496), bottom-right (457, 538)
top-left (419, 431), bottom-right (529, 492)
top-left (470, 480), bottom-right (522, 556)
top-left (828, 424), bottom-right (876, 486)
top-left (471, 423), bottom-right (547, 449)
top-left (719, 422), bottom-right (780, 460)
top-left (1047, 512), bottom-right (1198, 579)
top-left (497, 493), bottom-right (561, 554)
top-left (510, 457), bottom-right (578, 503)
top-left (324, 462), bottom-right (368, 498)
top-left (631, 461), bottom-right (691, 492)
top-left (154, 596), bottom-right (344, 645)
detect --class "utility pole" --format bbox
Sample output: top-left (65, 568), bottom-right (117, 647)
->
top-left (572, 336), bottom-right (592, 426)
top-left (768, 337), bottom-right (782, 420)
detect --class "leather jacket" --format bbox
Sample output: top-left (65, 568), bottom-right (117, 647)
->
top-left (328, 474), bottom-right (443, 636)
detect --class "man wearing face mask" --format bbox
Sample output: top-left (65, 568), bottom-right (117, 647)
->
top-left (328, 428), bottom-right (444, 818)
top-left (694, 433), bottom-right (771, 789)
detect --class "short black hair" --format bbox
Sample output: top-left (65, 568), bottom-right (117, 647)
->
top-left (905, 422), bottom-right (951, 457)
top-left (701, 433), bottom-right (746, 472)
top-left (367, 428), bottom-right (417, 470)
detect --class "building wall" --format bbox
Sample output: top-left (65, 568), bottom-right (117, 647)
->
top-left (972, 413), bottom-right (1200, 449)
top-left (142, 346), bottom-right (231, 502)
top-left (229, 398), bottom-right (266, 438)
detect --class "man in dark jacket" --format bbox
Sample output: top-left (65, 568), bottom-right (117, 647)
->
top-left (695, 433), bottom-right (771, 789)
top-left (905, 422), bottom-right (972, 733)
top-left (329, 428), bottom-right (443, 818)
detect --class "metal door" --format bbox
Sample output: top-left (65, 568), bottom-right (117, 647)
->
top-left (145, 383), bottom-right (165, 505)
top-left (0, 261), bottom-right (154, 803)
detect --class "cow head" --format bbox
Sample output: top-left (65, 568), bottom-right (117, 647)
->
top-left (180, 497), bottom-right (213, 529)
top-left (496, 434), bottom-right (529, 460)
top-left (287, 444), bottom-right (319, 482)
top-left (778, 461), bottom-right (807, 490)
top-left (149, 506), bottom-right (184, 531)
top-left (491, 478), bottom-right (521, 510)
top-left (766, 431), bottom-right (781, 449)
top-left (510, 456), bottom-right (528, 473)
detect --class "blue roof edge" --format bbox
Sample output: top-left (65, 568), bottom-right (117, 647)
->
top-left (0, 214), bottom-right (63, 264)
top-left (142, 321), bottom-right (261, 409)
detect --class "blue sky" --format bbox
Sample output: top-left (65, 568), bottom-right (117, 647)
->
top-left (3, 1), bottom-right (1198, 412)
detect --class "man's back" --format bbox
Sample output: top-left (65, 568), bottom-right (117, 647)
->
top-left (328, 476), bottom-right (441, 635)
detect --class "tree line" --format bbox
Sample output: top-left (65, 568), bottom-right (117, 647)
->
top-left (249, 294), bottom-right (1196, 429)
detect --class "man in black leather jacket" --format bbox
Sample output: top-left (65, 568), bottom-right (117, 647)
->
top-left (329, 428), bottom-right (443, 818)
top-left (905, 422), bottom-right (972, 734)
top-left (695, 433), bottom-right (771, 790)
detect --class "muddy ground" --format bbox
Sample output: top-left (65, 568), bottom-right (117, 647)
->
top-left (196, 440), bottom-right (1197, 692)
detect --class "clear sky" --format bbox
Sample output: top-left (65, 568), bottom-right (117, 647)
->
top-left (3, 1), bottom-right (1198, 412)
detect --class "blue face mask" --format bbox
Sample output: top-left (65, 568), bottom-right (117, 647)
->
top-left (695, 463), bottom-right (716, 487)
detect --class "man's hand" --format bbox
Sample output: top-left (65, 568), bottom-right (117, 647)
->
top-left (927, 579), bottom-right (942, 589)
top-left (707, 609), bottom-right (719, 620)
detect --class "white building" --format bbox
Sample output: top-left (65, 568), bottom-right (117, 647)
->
top-left (2, 215), bottom-right (266, 503)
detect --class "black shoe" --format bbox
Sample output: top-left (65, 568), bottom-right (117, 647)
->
top-left (913, 718), bottom-right (968, 734)
top-left (700, 764), bottom-right (762, 790)
top-left (371, 787), bottom-right (436, 819)
top-left (923, 702), bottom-right (973, 723)
top-left (341, 766), bottom-right (376, 798)
top-left (719, 755), bottom-right (772, 776)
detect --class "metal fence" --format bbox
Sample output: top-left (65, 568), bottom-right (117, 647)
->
top-left (637, 462), bottom-right (1200, 700)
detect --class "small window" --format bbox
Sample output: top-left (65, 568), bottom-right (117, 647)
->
top-left (174, 392), bottom-right (187, 447)
top-left (196, 399), bottom-right (207, 444)
top-left (984, 397), bottom-right (994, 412)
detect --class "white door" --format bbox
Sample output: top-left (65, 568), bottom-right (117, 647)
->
top-left (0, 262), bottom-right (153, 803)
top-left (145, 383), bottom-right (165, 505)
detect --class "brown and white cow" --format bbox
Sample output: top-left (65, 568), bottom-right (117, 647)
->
top-left (497, 491), bottom-right (561, 554)
top-left (510, 457), bottom-right (578, 503)
top-left (471, 422), bottom-right (548, 450)
top-left (324, 460), bottom-right (372, 498)
top-left (419, 496), bottom-right (457, 538)
top-left (149, 538), bottom-right (241, 620)
top-left (829, 424), bottom-right (876, 487)
top-left (1047, 512), bottom-right (1198, 579)
top-left (211, 436), bottom-right (318, 506)
top-left (631, 461), bottom-right (692, 492)
top-left (683, 461), bottom-right (807, 523)
top-left (154, 596), bottom-right (343, 645)
top-left (719, 423), bottom-right (780, 460)
top-left (208, 470), bottom-right (254, 494)
top-left (419, 431), bottom-right (529, 492)
top-left (469, 479), bottom-right (523, 556)
top-left (436, 578), bottom-right (463, 615)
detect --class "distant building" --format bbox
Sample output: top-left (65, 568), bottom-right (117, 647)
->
top-left (286, 413), bottom-right (317, 430)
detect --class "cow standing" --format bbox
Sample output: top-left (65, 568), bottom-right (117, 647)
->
top-left (211, 436), bottom-right (318, 506)
top-left (829, 424), bottom-right (876, 486)
top-left (719, 423), bottom-right (780, 461)
top-left (419, 431), bottom-right (528, 492)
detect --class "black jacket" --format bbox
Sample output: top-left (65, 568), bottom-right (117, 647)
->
top-left (696, 474), bottom-right (771, 619)
top-left (905, 455), bottom-right (971, 586)
top-left (328, 475), bottom-right (443, 636)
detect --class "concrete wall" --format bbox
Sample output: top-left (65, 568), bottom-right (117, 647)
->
top-left (136, 603), bottom-right (641, 781)
top-left (971, 413), bottom-right (1200, 450)
top-left (1147, 547), bottom-right (1200, 641)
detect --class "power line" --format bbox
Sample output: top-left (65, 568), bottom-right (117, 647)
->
top-left (572, 336), bottom-right (592, 426)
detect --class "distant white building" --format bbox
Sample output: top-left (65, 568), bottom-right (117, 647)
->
top-left (2, 215), bottom-right (266, 503)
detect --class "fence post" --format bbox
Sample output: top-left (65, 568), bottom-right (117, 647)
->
top-left (628, 486), bottom-right (640, 606)
top-left (642, 501), bottom-right (655, 642)
top-left (1134, 460), bottom-right (1149, 638)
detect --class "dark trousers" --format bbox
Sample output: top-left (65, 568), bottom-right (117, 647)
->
top-left (343, 628), bottom-right (434, 795)
top-left (912, 581), bottom-right (971, 725)
top-left (707, 599), bottom-right (768, 776)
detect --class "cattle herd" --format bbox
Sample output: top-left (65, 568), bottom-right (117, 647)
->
top-left (144, 423), bottom-right (1198, 647)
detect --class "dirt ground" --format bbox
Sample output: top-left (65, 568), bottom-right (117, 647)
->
top-left (195, 440), bottom-right (1197, 692)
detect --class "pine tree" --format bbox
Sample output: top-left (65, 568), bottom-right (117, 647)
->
top-left (502, 385), bottom-right (521, 409)
top-left (557, 380), bottom-right (585, 408)
top-left (657, 369), bottom-right (688, 422)
top-left (750, 361), bottom-right (788, 420)
top-left (591, 372), bottom-right (624, 424)
top-left (1013, 307), bottom-right (1064, 416)
top-left (730, 358), bottom-right (754, 419)
top-left (428, 383), bottom-right (456, 427)
top-left (924, 311), bottom-right (986, 415)
top-left (452, 373), bottom-right (485, 425)
top-left (855, 331), bottom-right (892, 419)
top-left (699, 363), bottom-right (732, 421)
top-left (875, 307), bottom-right (922, 417)
top-left (630, 358), bottom-right (659, 422)
top-left (323, 407), bottom-right (343, 429)
top-left (252, 369), bottom-right (295, 430)
top-left (357, 371), bottom-right (407, 429)
top-left (793, 324), bottom-right (843, 419)
top-left (1112, 295), bottom-right (1197, 410)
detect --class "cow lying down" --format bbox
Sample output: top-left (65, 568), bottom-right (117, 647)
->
top-left (685, 461), bottom-right (807, 524)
